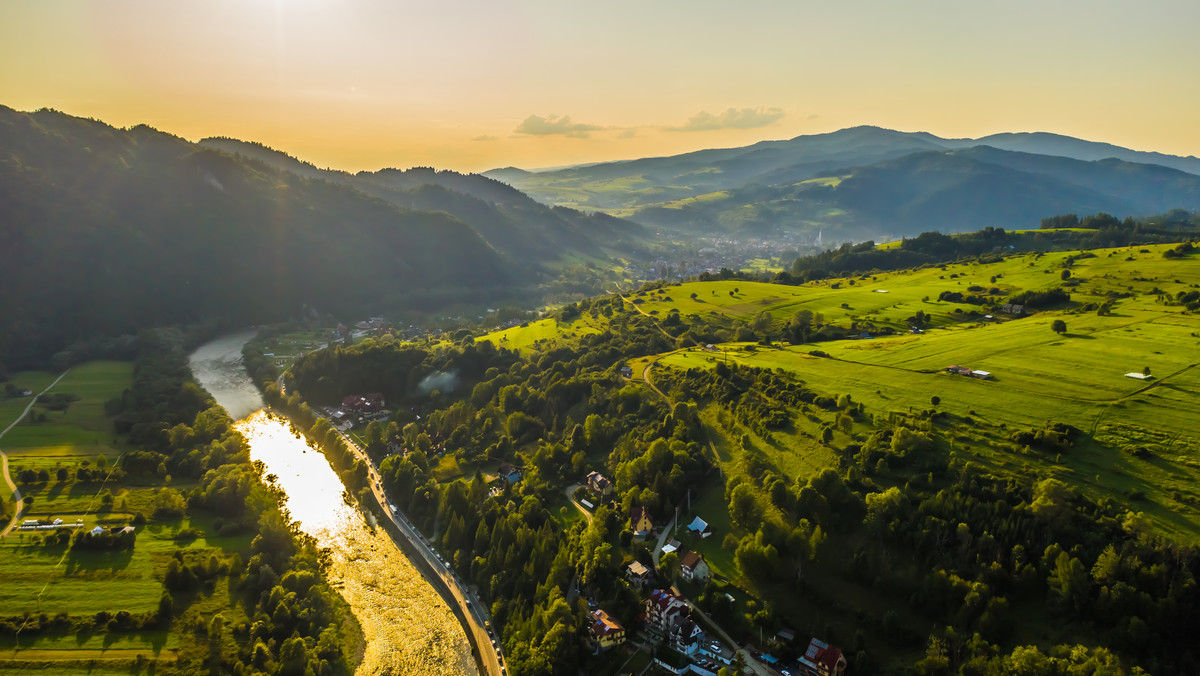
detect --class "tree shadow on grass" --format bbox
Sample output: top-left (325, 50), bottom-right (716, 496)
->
top-left (65, 547), bottom-right (134, 575)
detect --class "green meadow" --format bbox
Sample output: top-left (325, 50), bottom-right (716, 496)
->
top-left (0, 360), bottom-right (257, 670)
top-left (475, 315), bottom-right (607, 352)
top-left (639, 244), bottom-right (1200, 540)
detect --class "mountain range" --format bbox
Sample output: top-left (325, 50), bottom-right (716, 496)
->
top-left (4, 105), bottom-right (1199, 369)
top-left (485, 126), bottom-right (1200, 239)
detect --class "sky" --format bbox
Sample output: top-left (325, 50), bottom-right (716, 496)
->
top-left (2, 0), bottom-right (1198, 173)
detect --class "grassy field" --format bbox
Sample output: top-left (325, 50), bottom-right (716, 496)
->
top-left (0, 361), bottom-right (253, 672)
top-left (475, 315), bottom-right (607, 353)
top-left (254, 329), bottom-right (332, 373)
top-left (635, 244), bottom-right (1200, 541)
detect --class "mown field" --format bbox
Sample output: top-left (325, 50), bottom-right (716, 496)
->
top-left (0, 360), bottom-right (256, 672)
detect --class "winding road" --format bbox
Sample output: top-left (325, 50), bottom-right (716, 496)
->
top-left (564, 483), bottom-right (593, 524)
top-left (335, 430), bottom-right (504, 676)
top-left (0, 369), bottom-right (70, 537)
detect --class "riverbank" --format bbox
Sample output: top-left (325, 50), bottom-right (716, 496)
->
top-left (190, 332), bottom-right (480, 676)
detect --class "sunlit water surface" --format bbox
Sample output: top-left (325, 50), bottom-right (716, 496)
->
top-left (191, 334), bottom-right (475, 676)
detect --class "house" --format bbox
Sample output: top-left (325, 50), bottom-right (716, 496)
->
top-left (661, 538), bottom-right (682, 555)
top-left (1001, 303), bottom-right (1025, 315)
top-left (679, 551), bottom-right (710, 582)
top-left (669, 617), bottom-right (703, 655)
top-left (645, 588), bottom-right (690, 632)
top-left (645, 589), bottom-right (700, 654)
top-left (587, 471), bottom-right (613, 497)
top-left (630, 506), bottom-right (654, 540)
top-left (620, 365), bottom-right (634, 378)
top-left (589, 609), bottom-right (626, 649)
top-left (626, 560), bottom-right (653, 587)
top-left (341, 393), bottom-right (385, 413)
top-left (798, 638), bottom-right (847, 676)
top-left (947, 365), bottom-right (972, 376)
top-left (497, 463), bottom-right (522, 484)
top-left (776, 628), bottom-right (796, 644)
top-left (686, 516), bottom-right (714, 538)
top-left (90, 526), bottom-right (104, 535)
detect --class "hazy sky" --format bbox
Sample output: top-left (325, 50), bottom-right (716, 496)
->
top-left (2, 0), bottom-right (1198, 172)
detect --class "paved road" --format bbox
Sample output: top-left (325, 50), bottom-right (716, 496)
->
top-left (0, 370), bottom-right (71, 537)
top-left (651, 512), bottom-right (678, 567)
top-left (338, 431), bottom-right (504, 676)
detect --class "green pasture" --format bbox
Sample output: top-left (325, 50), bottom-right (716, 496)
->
top-left (475, 315), bottom-right (605, 353)
top-left (637, 245), bottom-right (1200, 540)
top-left (0, 372), bottom-right (58, 430)
top-left (633, 243), bottom-right (1199, 335)
top-left (0, 362), bottom-right (132, 452)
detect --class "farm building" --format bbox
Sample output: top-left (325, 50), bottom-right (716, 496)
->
top-left (1125, 372), bottom-right (1153, 380)
top-left (947, 365), bottom-right (991, 379)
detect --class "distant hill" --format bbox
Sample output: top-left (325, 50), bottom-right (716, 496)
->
top-left (486, 126), bottom-right (1200, 238)
top-left (201, 138), bottom-right (646, 262)
top-left (0, 107), bottom-right (519, 368)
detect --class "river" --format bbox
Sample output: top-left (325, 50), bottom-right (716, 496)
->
top-left (189, 332), bottom-right (476, 676)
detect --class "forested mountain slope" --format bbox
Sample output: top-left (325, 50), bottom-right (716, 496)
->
top-left (200, 137), bottom-right (647, 263)
top-left (0, 106), bottom-right (514, 368)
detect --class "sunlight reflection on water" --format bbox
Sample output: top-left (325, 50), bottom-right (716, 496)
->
top-left (192, 334), bottom-right (475, 676)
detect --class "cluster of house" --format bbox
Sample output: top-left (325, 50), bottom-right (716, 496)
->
top-left (591, 580), bottom-right (845, 676)
top-left (946, 365), bottom-right (991, 380)
top-left (327, 393), bottom-right (387, 428)
top-left (577, 470), bottom-right (847, 674)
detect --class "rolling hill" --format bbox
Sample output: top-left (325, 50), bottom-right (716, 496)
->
top-left (485, 126), bottom-right (1200, 239)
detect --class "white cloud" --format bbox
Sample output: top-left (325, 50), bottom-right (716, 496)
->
top-left (514, 114), bottom-right (604, 138)
top-left (668, 107), bottom-right (785, 132)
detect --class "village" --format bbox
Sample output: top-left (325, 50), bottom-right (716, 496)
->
top-left (554, 469), bottom-right (844, 676)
